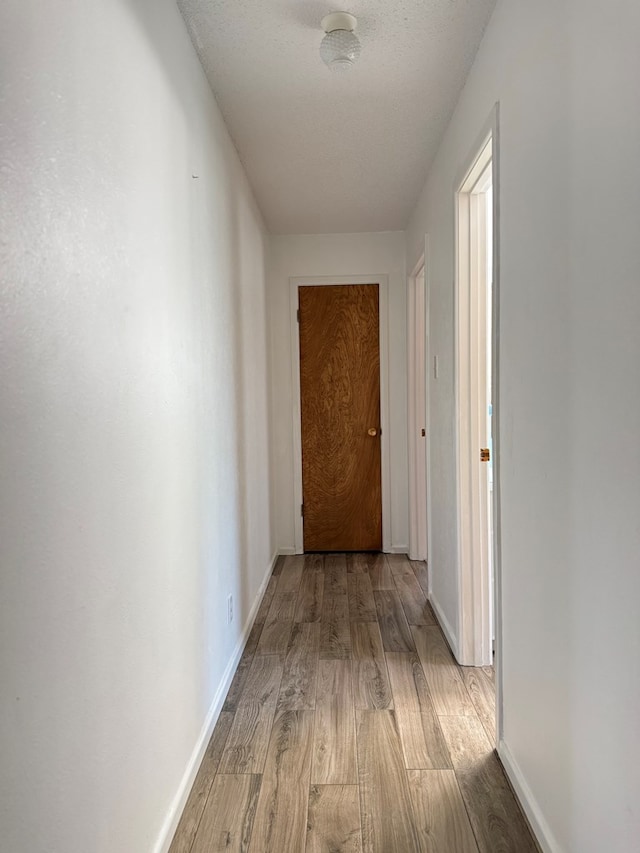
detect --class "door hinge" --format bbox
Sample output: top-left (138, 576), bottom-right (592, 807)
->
top-left (481, 448), bottom-right (491, 462)
top-left (421, 428), bottom-right (426, 437)
top-left (301, 503), bottom-right (304, 517)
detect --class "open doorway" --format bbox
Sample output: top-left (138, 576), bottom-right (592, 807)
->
top-left (455, 118), bottom-right (500, 739)
top-left (408, 254), bottom-right (429, 563)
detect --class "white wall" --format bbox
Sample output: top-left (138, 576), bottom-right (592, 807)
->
top-left (406, 1), bottom-right (640, 850)
top-left (0, 2), bottom-right (273, 851)
top-left (268, 232), bottom-right (409, 553)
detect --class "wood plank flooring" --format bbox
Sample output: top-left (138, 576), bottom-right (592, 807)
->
top-left (169, 554), bottom-right (537, 853)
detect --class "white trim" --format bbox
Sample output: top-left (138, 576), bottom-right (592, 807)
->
top-left (491, 103), bottom-right (504, 747)
top-left (277, 546), bottom-right (297, 556)
top-left (154, 550), bottom-right (279, 853)
top-left (407, 265), bottom-right (417, 558)
top-left (498, 740), bottom-right (560, 853)
top-left (454, 105), bottom-right (500, 666)
top-left (455, 134), bottom-right (493, 668)
top-left (407, 258), bottom-right (419, 559)
top-left (454, 103), bottom-right (503, 743)
top-left (415, 271), bottom-right (427, 560)
top-left (428, 591), bottom-right (459, 661)
top-left (289, 275), bottom-right (392, 553)
top-left (424, 235), bottom-right (434, 592)
top-left (407, 252), bottom-right (429, 563)
top-left (386, 544), bottom-right (409, 554)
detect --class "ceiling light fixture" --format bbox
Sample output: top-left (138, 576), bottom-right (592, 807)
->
top-left (320, 12), bottom-right (361, 72)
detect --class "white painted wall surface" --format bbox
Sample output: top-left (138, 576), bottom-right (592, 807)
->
top-left (0, 2), bottom-right (273, 852)
top-left (268, 232), bottom-right (409, 553)
top-left (406, 1), bottom-right (640, 850)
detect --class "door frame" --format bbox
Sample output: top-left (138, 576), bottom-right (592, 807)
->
top-left (289, 275), bottom-right (392, 554)
top-left (454, 103), bottom-right (502, 738)
top-left (407, 249), bottom-right (430, 563)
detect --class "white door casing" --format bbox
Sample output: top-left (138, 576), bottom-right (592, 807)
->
top-left (454, 104), bottom-right (502, 755)
top-left (408, 250), bottom-right (429, 563)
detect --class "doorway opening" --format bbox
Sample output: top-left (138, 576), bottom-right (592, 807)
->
top-left (455, 124), bottom-right (499, 699)
top-left (299, 283), bottom-right (382, 551)
top-left (289, 276), bottom-right (393, 555)
top-left (408, 255), bottom-right (429, 563)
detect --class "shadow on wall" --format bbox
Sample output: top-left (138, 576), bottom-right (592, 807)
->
top-left (0, 2), bottom-right (273, 852)
top-left (125, 0), bottom-right (274, 673)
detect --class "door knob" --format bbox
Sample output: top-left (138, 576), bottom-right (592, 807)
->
top-left (368, 428), bottom-right (378, 436)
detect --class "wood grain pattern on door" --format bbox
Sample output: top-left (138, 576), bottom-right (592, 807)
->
top-left (299, 284), bottom-right (382, 551)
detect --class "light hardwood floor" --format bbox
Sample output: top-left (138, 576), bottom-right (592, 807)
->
top-left (169, 554), bottom-right (538, 853)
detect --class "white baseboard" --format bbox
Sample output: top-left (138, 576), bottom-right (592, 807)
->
top-left (255, 550), bottom-right (279, 603)
top-left (428, 591), bottom-right (459, 660)
top-left (278, 546), bottom-right (297, 556)
top-left (154, 550), bottom-right (279, 853)
top-left (386, 544), bottom-right (409, 554)
top-left (497, 740), bottom-right (560, 853)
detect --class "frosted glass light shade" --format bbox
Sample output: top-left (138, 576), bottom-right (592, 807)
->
top-left (320, 29), bottom-right (361, 72)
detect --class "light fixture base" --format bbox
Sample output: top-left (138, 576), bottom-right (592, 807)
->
top-left (321, 12), bottom-right (357, 33)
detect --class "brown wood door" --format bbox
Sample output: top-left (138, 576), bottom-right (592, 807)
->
top-left (299, 284), bottom-right (382, 551)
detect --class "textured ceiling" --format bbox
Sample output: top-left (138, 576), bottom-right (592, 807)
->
top-left (177, 0), bottom-right (497, 234)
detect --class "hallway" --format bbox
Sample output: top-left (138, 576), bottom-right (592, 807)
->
top-left (170, 554), bottom-right (537, 852)
top-left (3, 2), bottom-right (638, 850)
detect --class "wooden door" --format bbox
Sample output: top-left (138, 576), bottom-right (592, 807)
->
top-left (299, 284), bottom-right (382, 551)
